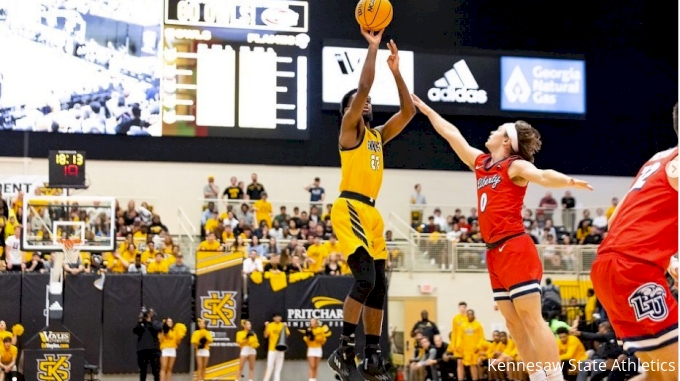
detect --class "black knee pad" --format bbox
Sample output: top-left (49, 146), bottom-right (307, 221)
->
top-left (347, 247), bottom-right (376, 303)
top-left (365, 260), bottom-right (387, 309)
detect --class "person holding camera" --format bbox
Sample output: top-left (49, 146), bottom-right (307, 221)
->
top-left (133, 307), bottom-right (162, 381)
top-left (236, 320), bottom-right (259, 381)
top-left (303, 318), bottom-right (328, 381)
top-left (190, 318), bottom-right (213, 381)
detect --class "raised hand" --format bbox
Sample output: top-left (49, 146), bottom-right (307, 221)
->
top-left (569, 178), bottom-right (594, 190)
top-left (360, 27), bottom-right (384, 47)
top-left (386, 39), bottom-right (399, 73)
top-left (411, 94), bottom-right (434, 116)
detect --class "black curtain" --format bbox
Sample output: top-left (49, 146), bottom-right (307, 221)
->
top-left (102, 274), bottom-right (142, 374)
top-left (63, 274), bottom-right (103, 367)
top-left (0, 273), bottom-right (21, 338)
top-left (20, 273), bottom-right (50, 339)
top-left (247, 279), bottom-right (286, 359)
top-left (142, 275), bottom-right (192, 373)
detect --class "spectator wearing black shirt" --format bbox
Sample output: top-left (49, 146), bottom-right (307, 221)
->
top-left (222, 177), bottom-right (244, 200)
top-left (432, 334), bottom-right (454, 381)
top-left (304, 177), bottom-right (325, 209)
top-left (411, 310), bottom-right (440, 340)
top-left (561, 191), bottom-right (577, 233)
top-left (0, 190), bottom-right (8, 219)
top-left (246, 173), bottom-right (265, 200)
top-left (21, 252), bottom-right (45, 273)
top-left (572, 322), bottom-right (622, 381)
top-left (583, 226), bottom-right (604, 245)
top-left (541, 278), bottom-right (562, 319)
top-left (410, 336), bottom-right (438, 381)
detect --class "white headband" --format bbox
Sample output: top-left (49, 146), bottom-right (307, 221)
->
top-left (502, 123), bottom-right (519, 153)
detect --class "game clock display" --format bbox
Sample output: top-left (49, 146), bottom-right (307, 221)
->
top-left (48, 150), bottom-right (87, 188)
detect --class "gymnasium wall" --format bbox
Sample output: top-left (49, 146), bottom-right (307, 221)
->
top-left (0, 158), bottom-right (634, 233)
top-left (388, 272), bottom-right (587, 336)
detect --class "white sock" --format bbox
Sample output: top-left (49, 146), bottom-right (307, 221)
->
top-left (529, 371), bottom-right (547, 381)
top-left (546, 369), bottom-right (563, 381)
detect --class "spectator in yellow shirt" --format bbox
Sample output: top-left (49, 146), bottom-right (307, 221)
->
top-left (556, 327), bottom-right (587, 379)
top-left (0, 337), bottom-right (17, 380)
top-left (457, 310), bottom-right (485, 381)
top-left (605, 197), bottom-right (618, 220)
top-left (253, 192), bottom-right (273, 228)
top-left (451, 301), bottom-right (468, 381)
top-left (584, 289), bottom-right (597, 325)
top-left (204, 211), bottom-right (220, 235)
top-left (147, 253), bottom-right (169, 274)
top-left (306, 235), bottom-right (328, 273)
top-left (198, 233), bottom-right (222, 252)
top-left (141, 242), bottom-right (159, 265)
top-left (106, 250), bottom-right (131, 273)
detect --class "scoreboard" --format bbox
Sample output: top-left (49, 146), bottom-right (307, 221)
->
top-left (162, 0), bottom-right (310, 139)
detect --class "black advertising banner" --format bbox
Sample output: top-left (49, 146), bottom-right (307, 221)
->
top-left (102, 274), bottom-right (143, 374)
top-left (20, 273), bottom-right (50, 340)
top-left (142, 274), bottom-right (193, 373)
top-left (63, 274), bottom-right (102, 367)
top-left (414, 53), bottom-right (501, 116)
top-left (195, 251), bottom-right (244, 380)
top-left (248, 276), bottom-right (390, 360)
top-left (23, 320), bottom-right (86, 381)
top-left (0, 273), bottom-right (21, 338)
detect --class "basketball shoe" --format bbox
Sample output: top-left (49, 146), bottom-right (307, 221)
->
top-left (328, 335), bottom-right (363, 381)
top-left (358, 345), bottom-right (393, 381)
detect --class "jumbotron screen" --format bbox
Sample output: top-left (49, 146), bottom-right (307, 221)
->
top-left (162, 0), bottom-right (310, 139)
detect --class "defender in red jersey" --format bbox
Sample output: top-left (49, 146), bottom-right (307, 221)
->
top-left (590, 104), bottom-right (679, 381)
top-left (412, 94), bottom-right (592, 381)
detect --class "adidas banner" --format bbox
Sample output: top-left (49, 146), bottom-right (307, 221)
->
top-left (501, 56), bottom-right (586, 115)
top-left (414, 54), bottom-right (500, 116)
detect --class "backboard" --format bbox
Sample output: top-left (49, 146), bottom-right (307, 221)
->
top-left (21, 196), bottom-right (116, 252)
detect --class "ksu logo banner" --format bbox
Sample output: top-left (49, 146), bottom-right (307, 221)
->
top-left (501, 56), bottom-right (585, 114)
top-left (201, 291), bottom-right (238, 329)
top-left (37, 354), bottom-right (71, 381)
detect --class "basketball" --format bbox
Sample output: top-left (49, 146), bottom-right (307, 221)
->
top-left (355, 0), bottom-right (393, 31)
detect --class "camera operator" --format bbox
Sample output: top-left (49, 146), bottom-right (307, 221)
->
top-left (133, 307), bottom-right (162, 381)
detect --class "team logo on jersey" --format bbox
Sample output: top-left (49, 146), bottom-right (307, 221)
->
top-left (477, 174), bottom-right (502, 190)
top-left (367, 140), bottom-right (381, 153)
top-left (628, 282), bottom-right (668, 322)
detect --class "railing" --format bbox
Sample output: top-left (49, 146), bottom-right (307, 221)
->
top-left (177, 207), bottom-right (197, 261)
top-left (389, 233), bottom-right (597, 275)
top-left (406, 204), bottom-right (612, 231)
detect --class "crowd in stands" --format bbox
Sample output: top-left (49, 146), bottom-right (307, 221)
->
top-left (404, 279), bottom-right (677, 381)
top-left (0, 190), bottom-right (186, 275)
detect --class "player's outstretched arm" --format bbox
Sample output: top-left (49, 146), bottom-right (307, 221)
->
top-left (340, 28), bottom-right (383, 149)
top-left (411, 94), bottom-right (483, 169)
top-left (508, 160), bottom-right (594, 190)
top-left (375, 40), bottom-right (416, 145)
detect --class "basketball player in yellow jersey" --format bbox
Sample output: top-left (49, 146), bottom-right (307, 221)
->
top-left (328, 27), bottom-right (415, 381)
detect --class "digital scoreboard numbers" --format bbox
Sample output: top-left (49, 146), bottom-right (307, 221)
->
top-left (162, 0), bottom-right (310, 139)
top-left (48, 150), bottom-right (87, 189)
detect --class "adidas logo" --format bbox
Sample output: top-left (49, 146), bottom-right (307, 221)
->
top-left (504, 65), bottom-right (531, 104)
top-left (428, 60), bottom-right (488, 104)
top-left (49, 301), bottom-right (63, 311)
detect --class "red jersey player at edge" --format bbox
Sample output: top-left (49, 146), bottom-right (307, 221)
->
top-left (411, 94), bottom-right (592, 381)
top-left (590, 103), bottom-right (679, 381)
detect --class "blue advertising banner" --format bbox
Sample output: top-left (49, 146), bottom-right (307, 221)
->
top-left (501, 56), bottom-right (586, 115)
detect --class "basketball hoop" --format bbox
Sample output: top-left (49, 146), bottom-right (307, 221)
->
top-left (57, 238), bottom-right (82, 266)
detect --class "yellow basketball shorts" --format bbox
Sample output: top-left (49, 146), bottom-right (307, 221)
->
top-left (462, 350), bottom-right (479, 366)
top-left (331, 197), bottom-right (387, 260)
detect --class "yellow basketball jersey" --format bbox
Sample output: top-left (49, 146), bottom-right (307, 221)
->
top-left (339, 128), bottom-right (383, 201)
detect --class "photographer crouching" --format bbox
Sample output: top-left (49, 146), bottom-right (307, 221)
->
top-left (133, 307), bottom-right (162, 381)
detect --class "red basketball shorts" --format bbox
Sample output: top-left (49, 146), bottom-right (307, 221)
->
top-left (591, 253), bottom-right (678, 353)
top-left (487, 234), bottom-right (543, 302)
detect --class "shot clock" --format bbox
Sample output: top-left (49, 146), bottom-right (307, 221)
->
top-left (48, 150), bottom-right (87, 188)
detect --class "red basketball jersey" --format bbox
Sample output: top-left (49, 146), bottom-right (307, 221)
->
top-left (474, 154), bottom-right (527, 244)
top-left (598, 147), bottom-right (679, 268)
